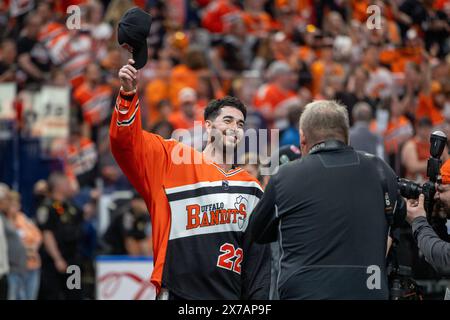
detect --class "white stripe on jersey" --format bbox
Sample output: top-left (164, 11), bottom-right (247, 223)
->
top-left (165, 180), bottom-right (263, 195)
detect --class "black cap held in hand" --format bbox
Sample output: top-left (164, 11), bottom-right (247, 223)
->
top-left (118, 7), bottom-right (152, 69)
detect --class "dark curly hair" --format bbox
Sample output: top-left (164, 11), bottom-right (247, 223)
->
top-left (204, 96), bottom-right (247, 121)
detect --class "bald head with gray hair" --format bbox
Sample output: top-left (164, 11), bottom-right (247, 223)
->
top-left (299, 100), bottom-right (350, 152)
top-left (352, 102), bottom-right (372, 123)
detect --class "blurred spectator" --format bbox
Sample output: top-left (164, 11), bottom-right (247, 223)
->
top-left (7, 191), bottom-right (42, 300)
top-left (38, 13), bottom-right (92, 89)
top-left (323, 10), bottom-right (348, 39)
top-left (73, 63), bottom-right (113, 141)
top-left (335, 67), bottom-right (376, 125)
top-left (16, 14), bottom-right (51, 89)
top-left (280, 102), bottom-right (303, 147)
top-left (310, 39), bottom-right (344, 98)
top-left (242, 0), bottom-right (272, 36)
top-left (103, 0), bottom-right (134, 26)
top-left (201, 0), bottom-right (240, 34)
top-left (254, 61), bottom-right (298, 126)
top-left (103, 193), bottom-right (152, 256)
top-left (349, 102), bottom-right (385, 160)
top-left (151, 120), bottom-right (174, 140)
top-left (85, 1), bottom-right (113, 62)
top-left (144, 58), bottom-right (172, 126)
top-left (363, 46), bottom-right (394, 100)
top-left (168, 87), bottom-right (202, 130)
top-left (146, 0), bottom-right (167, 59)
top-left (371, 96), bottom-right (414, 172)
top-left (37, 173), bottom-right (83, 300)
top-left (415, 56), bottom-right (446, 126)
top-left (0, 38), bottom-right (17, 82)
top-left (65, 121), bottom-right (99, 190)
top-left (0, 184), bottom-right (27, 300)
top-left (0, 183), bottom-right (10, 300)
top-left (401, 117), bottom-right (433, 183)
top-left (79, 199), bottom-right (97, 300)
top-left (156, 99), bottom-right (174, 123)
top-left (168, 46), bottom-right (208, 109)
top-left (398, 0), bottom-right (449, 57)
top-left (32, 180), bottom-right (49, 218)
top-left (210, 12), bottom-right (258, 73)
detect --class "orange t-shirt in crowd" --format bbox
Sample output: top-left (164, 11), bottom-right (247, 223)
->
top-left (296, 0), bottom-right (314, 13)
top-left (12, 213), bottom-right (42, 270)
top-left (201, 0), bottom-right (240, 33)
top-left (434, 0), bottom-right (450, 10)
top-left (416, 93), bottom-right (444, 126)
top-left (73, 83), bottom-right (113, 126)
top-left (168, 110), bottom-right (204, 130)
top-left (351, 0), bottom-right (370, 22)
top-left (242, 11), bottom-right (272, 34)
top-left (404, 137), bottom-right (430, 181)
top-left (169, 65), bottom-right (199, 110)
top-left (253, 83), bottom-right (297, 112)
top-left (145, 79), bottom-right (170, 126)
top-left (310, 60), bottom-right (345, 97)
top-left (39, 22), bottom-right (92, 90)
top-left (379, 46), bottom-right (422, 74)
top-left (66, 136), bottom-right (98, 179)
top-left (298, 46), bottom-right (316, 63)
top-left (38, 22), bottom-right (67, 47)
top-left (370, 116), bottom-right (414, 155)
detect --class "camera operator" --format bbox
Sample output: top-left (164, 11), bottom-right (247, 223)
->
top-left (406, 159), bottom-right (450, 275)
top-left (247, 100), bottom-right (406, 299)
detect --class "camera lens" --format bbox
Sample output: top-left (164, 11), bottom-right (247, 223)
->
top-left (398, 178), bottom-right (422, 199)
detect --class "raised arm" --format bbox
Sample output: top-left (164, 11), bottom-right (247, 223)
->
top-left (110, 59), bottom-right (176, 202)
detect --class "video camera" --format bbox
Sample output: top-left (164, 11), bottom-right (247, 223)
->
top-left (397, 131), bottom-right (447, 219)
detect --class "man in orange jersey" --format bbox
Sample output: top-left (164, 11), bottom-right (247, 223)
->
top-left (111, 56), bottom-right (270, 300)
top-left (112, 7), bottom-right (270, 300)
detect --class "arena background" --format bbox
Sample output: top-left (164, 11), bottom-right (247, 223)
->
top-left (0, 0), bottom-right (449, 300)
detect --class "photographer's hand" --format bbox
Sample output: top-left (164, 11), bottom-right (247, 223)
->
top-left (406, 194), bottom-right (426, 224)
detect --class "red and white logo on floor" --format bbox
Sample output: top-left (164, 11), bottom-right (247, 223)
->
top-left (96, 256), bottom-right (156, 300)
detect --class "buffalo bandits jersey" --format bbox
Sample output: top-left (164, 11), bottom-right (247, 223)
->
top-left (110, 90), bottom-right (270, 299)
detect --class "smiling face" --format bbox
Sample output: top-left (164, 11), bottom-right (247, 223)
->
top-left (206, 106), bottom-right (245, 151)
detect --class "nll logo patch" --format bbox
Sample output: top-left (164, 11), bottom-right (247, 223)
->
top-left (222, 180), bottom-right (229, 191)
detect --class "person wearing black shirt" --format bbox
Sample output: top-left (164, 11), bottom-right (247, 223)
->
top-left (36, 173), bottom-right (83, 300)
top-left (103, 193), bottom-right (152, 256)
top-left (248, 100), bottom-right (405, 300)
top-left (16, 14), bottom-right (51, 88)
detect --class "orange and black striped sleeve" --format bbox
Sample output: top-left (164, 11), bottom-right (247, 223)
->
top-left (109, 89), bottom-right (177, 203)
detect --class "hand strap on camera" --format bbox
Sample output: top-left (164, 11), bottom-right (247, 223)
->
top-left (369, 155), bottom-right (395, 227)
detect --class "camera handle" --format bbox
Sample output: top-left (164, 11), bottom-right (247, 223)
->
top-left (368, 154), bottom-right (394, 226)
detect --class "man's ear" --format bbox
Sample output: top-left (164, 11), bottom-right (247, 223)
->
top-left (205, 119), bottom-right (212, 131)
top-left (300, 129), bottom-right (308, 154)
top-left (300, 129), bottom-right (306, 146)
